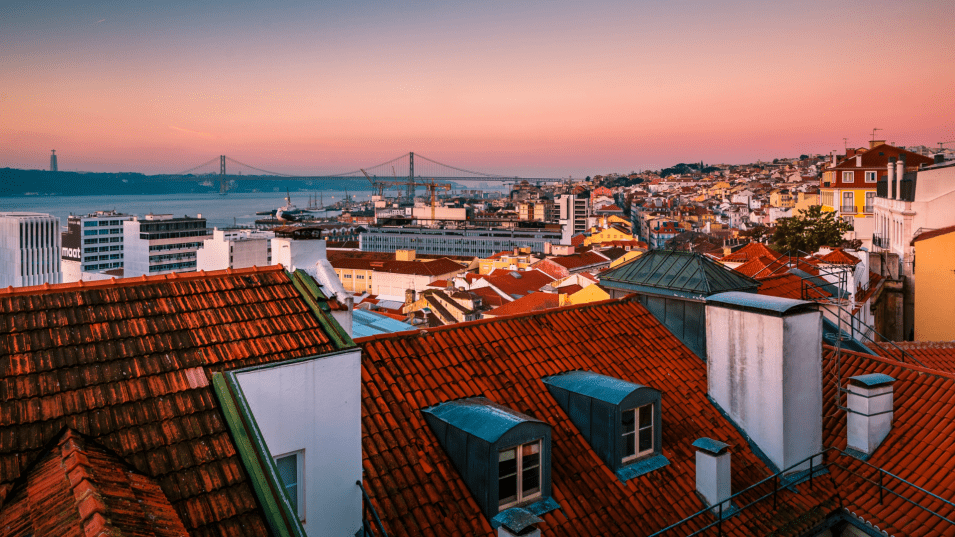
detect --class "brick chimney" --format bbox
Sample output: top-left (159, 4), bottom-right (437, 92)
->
top-left (847, 374), bottom-right (895, 455)
top-left (706, 292), bottom-right (822, 472)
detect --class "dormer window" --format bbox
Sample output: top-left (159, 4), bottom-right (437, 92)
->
top-left (544, 371), bottom-right (669, 481)
top-left (422, 397), bottom-right (558, 520)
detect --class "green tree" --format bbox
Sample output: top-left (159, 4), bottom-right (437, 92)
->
top-left (770, 205), bottom-right (853, 253)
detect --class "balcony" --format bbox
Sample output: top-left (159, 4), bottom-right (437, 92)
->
top-left (863, 205), bottom-right (874, 214)
top-left (840, 206), bottom-right (858, 214)
top-left (872, 234), bottom-right (888, 249)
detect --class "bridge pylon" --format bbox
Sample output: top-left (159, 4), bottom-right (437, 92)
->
top-left (219, 156), bottom-right (227, 194)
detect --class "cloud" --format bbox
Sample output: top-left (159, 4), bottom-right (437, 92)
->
top-left (94, 19), bottom-right (106, 24)
top-left (169, 125), bottom-right (214, 139)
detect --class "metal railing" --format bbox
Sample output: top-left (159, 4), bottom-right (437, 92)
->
top-left (872, 234), bottom-right (888, 249)
top-left (358, 481), bottom-right (390, 537)
top-left (650, 447), bottom-right (955, 536)
top-left (863, 205), bottom-right (874, 214)
top-left (840, 205), bottom-right (858, 214)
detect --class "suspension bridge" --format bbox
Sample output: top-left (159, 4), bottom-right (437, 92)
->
top-left (168, 152), bottom-right (568, 195)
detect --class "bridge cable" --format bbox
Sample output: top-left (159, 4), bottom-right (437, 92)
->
top-left (414, 153), bottom-right (515, 179)
top-left (173, 156), bottom-right (222, 176)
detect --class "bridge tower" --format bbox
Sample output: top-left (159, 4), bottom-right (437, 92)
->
top-left (50, 150), bottom-right (57, 172)
top-left (408, 152), bottom-right (415, 201)
top-left (219, 155), bottom-right (227, 195)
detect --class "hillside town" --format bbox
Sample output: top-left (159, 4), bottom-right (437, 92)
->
top-left (2, 139), bottom-right (955, 536)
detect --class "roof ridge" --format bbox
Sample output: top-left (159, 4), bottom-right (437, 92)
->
top-left (0, 265), bottom-right (285, 297)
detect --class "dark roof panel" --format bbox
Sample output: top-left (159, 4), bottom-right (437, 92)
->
top-left (600, 251), bottom-right (759, 299)
top-left (707, 291), bottom-right (817, 316)
top-left (542, 370), bottom-right (648, 405)
top-left (423, 397), bottom-right (542, 443)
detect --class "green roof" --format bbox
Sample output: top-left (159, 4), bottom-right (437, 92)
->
top-left (599, 250), bottom-right (760, 299)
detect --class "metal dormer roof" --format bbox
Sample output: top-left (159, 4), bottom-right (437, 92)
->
top-left (599, 250), bottom-right (760, 300)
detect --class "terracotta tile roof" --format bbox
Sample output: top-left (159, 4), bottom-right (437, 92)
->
top-left (330, 256), bottom-right (465, 276)
top-left (911, 224), bottom-right (955, 244)
top-left (479, 269), bottom-right (555, 298)
top-left (866, 341), bottom-right (955, 373)
top-left (734, 255), bottom-right (792, 278)
top-left (827, 144), bottom-right (934, 170)
top-left (719, 242), bottom-right (781, 263)
top-left (482, 292), bottom-right (561, 318)
top-left (469, 287), bottom-right (507, 308)
top-left (756, 273), bottom-right (832, 300)
top-left (0, 266), bottom-right (351, 536)
top-left (815, 248), bottom-right (861, 266)
top-left (822, 347), bottom-right (955, 535)
top-left (0, 428), bottom-right (189, 537)
top-left (356, 298), bottom-right (839, 536)
top-left (546, 251), bottom-right (610, 271)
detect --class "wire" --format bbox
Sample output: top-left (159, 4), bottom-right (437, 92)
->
top-left (174, 157), bottom-right (221, 176)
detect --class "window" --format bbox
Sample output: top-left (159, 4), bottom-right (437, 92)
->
top-left (842, 171), bottom-right (854, 183)
top-left (622, 404), bottom-right (654, 462)
top-left (498, 441), bottom-right (542, 509)
top-left (865, 171), bottom-right (877, 183)
top-left (274, 451), bottom-right (305, 520)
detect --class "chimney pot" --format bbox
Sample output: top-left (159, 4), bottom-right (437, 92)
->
top-left (847, 374), bottom-right (895, 455)
top-left (693, 438), bottom-right (732, 510)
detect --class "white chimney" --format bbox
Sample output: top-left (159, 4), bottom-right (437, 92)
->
top-left (855, 155), bottom-right (862, 167)
top-left (495, 508), bottom-right (542, 537)
top-left (886, 160), bottom-right (896, 185)
top-left (847, 374), bottom-right (895, 455)
top-left (693, 438), bottom-right (731, 510)
top-left (896, 160), bottom-right (905, 187)
top-left (706, 292), bottom-right (822, 472)
top-left (832, 152), bottom-right (838, 166)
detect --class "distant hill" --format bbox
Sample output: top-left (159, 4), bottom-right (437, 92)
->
top-left (0, 168), bottom-right (375, 197)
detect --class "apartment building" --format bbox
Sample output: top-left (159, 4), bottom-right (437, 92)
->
top-left (196, 228), bottom-right (274, 271)
top-left (0, 212), bottom-right (61, 287)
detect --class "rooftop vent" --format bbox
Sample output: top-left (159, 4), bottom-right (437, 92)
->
top-left (693, 438), bottom-right (731, 512)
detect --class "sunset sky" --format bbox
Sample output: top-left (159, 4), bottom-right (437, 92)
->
top-left (2, 0), bottom-right (954, 177)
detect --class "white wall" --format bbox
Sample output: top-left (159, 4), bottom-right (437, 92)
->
top-left (235, 349), bottom-right (363, 537)
top-left (706, 303), bottom-right (822, 471)
top-left (0, 213), bottom-right (62, 287)
top-left (197, 229), bottom-right (271, 271)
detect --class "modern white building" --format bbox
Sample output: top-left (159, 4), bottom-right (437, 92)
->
top-left (0, 212), bottom-right (62, 287)
top-left (558, 194), bottom-right (591, 245)
top-left (196, 228), bottom-right (274, 271)
top-left (60, 210), bottom-right (134, 282)
top-left (123, 214), bottom-right (209, 277)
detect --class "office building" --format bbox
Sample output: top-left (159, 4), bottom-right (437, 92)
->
top-left (196, 228), bottom-right (274, 271)
top-left (0, 212), bottom-right (62, 287)
top-left (61, 210), bottom-right (134, 281)
top-left (123, 214), bottom-right (209, 276)
top-left (558, 194), bottom-right (590, 244)
top-left (360, 225), bottom-right (562, 257)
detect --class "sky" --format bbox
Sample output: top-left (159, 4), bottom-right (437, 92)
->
top-left (2, 0), bottom-right (954, 178)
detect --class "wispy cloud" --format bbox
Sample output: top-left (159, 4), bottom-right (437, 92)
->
top-left (94, 18), bottom-right (106, 24)
top-left (169, 125), bottom-right (214, 139)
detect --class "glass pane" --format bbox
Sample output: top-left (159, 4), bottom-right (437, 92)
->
top-left (522, 465), bottom-right (540, 495)
top-left (275, 455), bottom-right (298, 509)
top-left (499, 449), bottom-right (517, 478)
top-left (622, 409), bottom-right (635, 433)
top-left (639, 405), bottom-right (652, 426)
top-left (625, 433), bottom-right (635, 457)
top-left (522, 443), bottom-right (540, 456)
top-left (639, 427), bottom-right (653, 452)
top-left (523, 451), bottom-right (540, 470)
top-left (499, 474), bottom-right (517, 505)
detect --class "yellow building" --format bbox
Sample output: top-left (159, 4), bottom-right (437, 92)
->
top-left (769, 189), bottom-right (794, 209)
top-left (584, 226), bottom-right (635, 246)
top-left (478, 247), bottom-right (539, 275)
top-left (912, 226), bottom-right (955, 340)
top-left (609, 250), bottom-right (643, 269)
top-left (793, 191), bottom-right (819, 216)
top-left (707, 181), bottom-right (731, 198)
top-left (564, 283), bottom-right (610, 305)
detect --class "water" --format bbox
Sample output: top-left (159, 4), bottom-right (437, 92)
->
top-left (0, 192), bottom-right (364, 229)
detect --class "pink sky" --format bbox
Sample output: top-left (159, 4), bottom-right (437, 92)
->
top-left (2, 0), bottom-right (953, 177)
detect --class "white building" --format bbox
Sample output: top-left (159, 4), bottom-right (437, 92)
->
top-left (60, 210), bottom-right (134, 282)
top-left (196, 228), bottom-right (274, 271)
top-left (558, 194), bottom-right (591, 245)
top-left (123, 214), bottom-right (209, 277)
top-left (873, 155), bottom-right (955, 339)
top-left (0, 212), bottom-right (62, 287)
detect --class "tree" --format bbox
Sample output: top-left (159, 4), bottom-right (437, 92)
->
top-left (770, 205), bottom-right (853, 253)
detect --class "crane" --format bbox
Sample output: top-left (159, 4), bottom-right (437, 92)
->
top-left (375, 178), bottom-right (452, 224)
top-left (360, 169), bottom-right (386, 198)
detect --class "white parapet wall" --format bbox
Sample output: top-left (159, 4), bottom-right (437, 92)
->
top-left (705, 292), bottom-right (822, 473)
top-left (234, 348), bottom-right (363, 537)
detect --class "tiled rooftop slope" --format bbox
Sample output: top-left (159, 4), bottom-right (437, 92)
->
top-left (0, 266), bottom-right (346, 536)
top-left (823, 347), bottom-right (955, 535)
top-left (358, 298), bottom-right (839, 536)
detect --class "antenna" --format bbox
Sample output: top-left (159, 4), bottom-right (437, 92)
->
top-left (843, 138), bottom-right (848, 151)
top-left (870, 128), bottom-right (883, 142)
